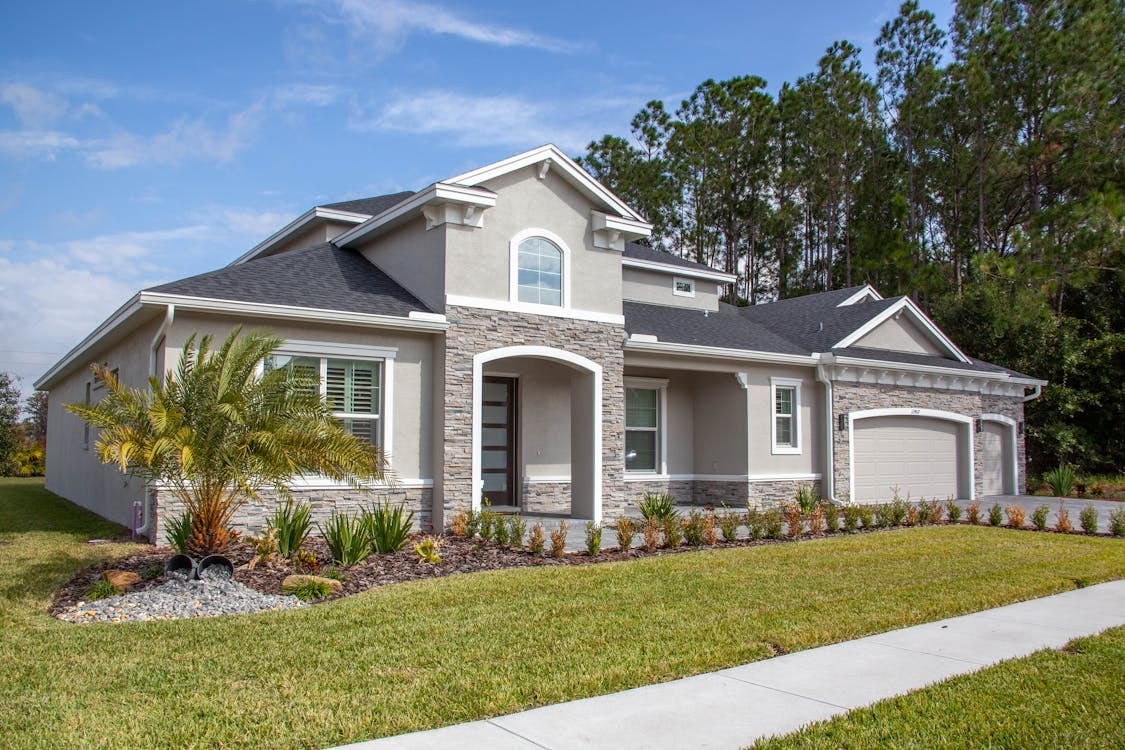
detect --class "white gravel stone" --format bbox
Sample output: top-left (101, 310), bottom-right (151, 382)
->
top-left (58, 568), bottom-right (303, 624)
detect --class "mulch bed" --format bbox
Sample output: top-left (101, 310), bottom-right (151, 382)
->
top-left (49, 520), bottom-right (1121, 618)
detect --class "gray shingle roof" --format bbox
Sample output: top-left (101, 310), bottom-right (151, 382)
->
top-left (320, 192), bottom-right (415, 216)
top-left (624, 301), bottom-right (809, 355)
top-left (739, 295), bottom-right (901, 352)
top-left (623, 243), bottom-right (727, 274)
top-left (835, 347), bottom-right (1037, 380)
top-left (148, 242), bottom-right (432, 317)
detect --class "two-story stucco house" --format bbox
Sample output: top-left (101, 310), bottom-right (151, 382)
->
top-left (36, 144), bottom-right (1044, 539)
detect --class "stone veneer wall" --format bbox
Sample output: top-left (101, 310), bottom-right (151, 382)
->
top-left (520, 481), bottom-right (572, 514)
top-left (153, 486), bottom-right (433, 544)
top-left (438, 305), bottom-right (626, 529)
top-left (831, 381), bottom-right (1026, 502)
top-left (623, 478), bottom-right (822, 510)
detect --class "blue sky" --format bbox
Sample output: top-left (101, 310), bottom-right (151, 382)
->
top-left (0, 0), bottom-right (953, 397)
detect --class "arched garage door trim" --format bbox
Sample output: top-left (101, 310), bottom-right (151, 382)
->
top-left (980, 413), bottom-right (1019, 496)
top-left (848, 407), bottom-right (975, 503)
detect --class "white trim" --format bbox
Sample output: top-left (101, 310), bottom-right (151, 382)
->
top-left (445, 144), bottom-right (644, 222)
top-left (335, 183), bottom-right (497, 248)
top-left (624, 376), bottom-right (668, 476)
top-left (274, 339), bottom-right (398, 360)
top-left (815, 365), bottom-right (835, 500)
top-left (624, 339), bottom-right (818, 366)
top-left (847, 407), bottom-right (975, 503)
top-left (473, 345), bottom-right (603, 523)
top-left (770, 377), bottom-right (802, 455)
top-left (621, 257), bottom-right (737, 284)
top-left (622, 473), bottom-right (823, 483)
top-left (980, 413), bottom-right (1020, 495)
top-left (509, 228), bottom-right (571, 309)
top-left (446, 294), bottom-right (624, 325)
top-left (281, 476), bottom-right (432, 491)
top-left (672, 277), bottom-right (696, 298)
top-left (591, 211), bottom-right (652, 250)
top-left (834, 297), bottom-right (971, 363)
top-left (230, 206), bottom-right (371, 266)
top-left (139, 292), bottom-right (449, 333)
top-left (836, 285), bottom-right (884, 306)
top-left (522, 475), bottom-right (571, 484)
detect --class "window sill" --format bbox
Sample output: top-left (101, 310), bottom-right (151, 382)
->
top-left (771, 445), bottom-right (802, 455)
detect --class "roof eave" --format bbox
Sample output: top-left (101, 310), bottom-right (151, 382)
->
top-left (624, 337), bottom-right (816, 365)
top-left (622, 257), bottom-right (737, 284)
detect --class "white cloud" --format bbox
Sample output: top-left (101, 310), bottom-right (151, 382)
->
top-left (85, 102), bottom-right (263, 169)
top-left (270, 83), bottom-right (344, 108)
top-left (354, 90), bottom-right (609, 152)
top-left (0, 82), bottom-right (69, 128)
top-left (0, 130), bottom-right (81, 160)
top-left (297, 0), bottom-right (579, 56)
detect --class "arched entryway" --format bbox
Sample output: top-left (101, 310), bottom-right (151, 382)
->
top-left (471, 345), bottom-right (603, 522)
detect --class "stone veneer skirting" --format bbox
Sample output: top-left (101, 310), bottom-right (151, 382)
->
top-left (623, 479), bottom-right (823, 510)
top-left (520, 481), bottom-right (573, 515)
top-left (152, 486), bottom-right (434, 544)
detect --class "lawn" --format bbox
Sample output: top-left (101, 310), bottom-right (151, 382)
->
top-left (2, 477), bottom-right (1124, 749)
top-left (753, 625), bottom-right (1125, 749)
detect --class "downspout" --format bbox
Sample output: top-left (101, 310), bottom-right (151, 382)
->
top-left (1022, 383), bottom-right (1042, 403)
top-left (134, 303), bottom-right (175, 540)
top-left (815, 357), bottom-right (836, 502)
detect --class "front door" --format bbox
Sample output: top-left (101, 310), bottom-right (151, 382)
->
top-left (481, 376), bottom-right (517, 506)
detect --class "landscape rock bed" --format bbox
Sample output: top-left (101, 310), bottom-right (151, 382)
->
top-left (56, 566), bottom-right (303, 623)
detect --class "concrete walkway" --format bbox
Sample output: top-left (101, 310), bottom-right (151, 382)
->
top-left (337, 579), bottom-right (1125, 750)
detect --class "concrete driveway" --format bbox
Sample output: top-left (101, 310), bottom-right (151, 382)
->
top-left (945, 495), bottom-right (1123, 530)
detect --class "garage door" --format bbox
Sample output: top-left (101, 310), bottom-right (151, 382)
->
top-left (853, 415), bottom-right (964, 501)
top-left (980, 422), bottom-right (1011, 495)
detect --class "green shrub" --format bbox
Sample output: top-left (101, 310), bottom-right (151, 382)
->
top-left (318, 511), bottom-right (370, 567)
top-left (141, 563), bottom-right (164, 581)
top-left (363, 501), bottom-right (415, 553)
top-left (638, 492), bottom-right (678, 522)
top-left (615, 515), bottom-right (635, 550)
top-left (683, 510), bottom-right (707, 545)
top-left (945, 498), bottom-right (962, 523)
top-left (762, 508), bottom-right (784, 540)
top-left (1108, 507), bottom-right (1125, 537)
top-left (585, 522), bottom-right (602, 555)
top-left (413, 536), bottom-right (442, 564)
top-left (988, 502), bottom-right (1003, 526)
top-left (493, 515), bottom-right (511, 546)
top-left (794, 484), bottom-right (819, 513)
top-left (745, 508), bottom-right (764, 540)
top-left (464, 507), bottom-right (481, 538)
top-left (966, 500), bottom-right (982, 525)
top-left (662, 517), bottom-right (683, 548)
top-left (478, 502), bottom-right (497, 542)
top-left (857, 504), bottom-right (875, 529)
top-left (1032, 504), bottom-right (1051, 531)
top-left (507, 515), bottom-right (527, 549)
top-left (549, 521), bottom-right (568, 558)
top-left (267, 499), bottom-right (313, 558)
top-left (717, 511), bottom-right (740, 541)
top-left (86, 579), bottom-right (118, 601)
top-left (889, 499), bottom-right (909, 526)
top-left (915, 500), bottom-right (933, 526)
top-left (283, 577), bottom-right (333, 601)
top-left (527, 521), bottom-right (546, 554)
top-left (320, 567), bottom-right (346, 581)
top-left (823, 503), bottom-right (839, 533)
top-left (248, 528), bottom-right (278, 566)
top-left (1079, 505), bottom-right (1099, 535)
top-left (842, 504), bottom-right (860, 532)
top-left (163, 511), bottom-right (191, 553)
top-left (1044, 464), bottom-right (1077, 497)
top-left (294, 548), bottom-right (319, 572)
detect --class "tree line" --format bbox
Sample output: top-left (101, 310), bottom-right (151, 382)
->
top-left (579, 0), bottom-right (1123, 474)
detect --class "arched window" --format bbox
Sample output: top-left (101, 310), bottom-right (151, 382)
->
top-left (516, 236), bottom-right (563, 306)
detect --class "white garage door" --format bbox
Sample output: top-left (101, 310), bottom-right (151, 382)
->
top-left (853, 416), bottom-right (964, 501)
top-left (980, 422), bottom-right (1011, 495)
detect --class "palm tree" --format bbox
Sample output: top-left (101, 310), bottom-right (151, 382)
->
top-left (66, 328), bottom-right (388, 556)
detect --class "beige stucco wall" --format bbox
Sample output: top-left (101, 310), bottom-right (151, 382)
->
top-left (163, 312), bottom-right (436, 482)
top-left (744, 364), bottom-right (823, 476)
top-left (853, 316), bottom-right (943, 355)
top-left (444, 166), bottom-right (623, 316)
top-left (356, 216), bottom-right (446, 312)
top-left (690, 372), bottom-right (748, 475)
top-left (481, 358), bottom-right (574, 478)
top-left (622, 267), bottom-right (720, 311)
top-left (44, 316), bottom-right (164, 529)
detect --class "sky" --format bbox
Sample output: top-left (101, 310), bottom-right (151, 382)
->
top-left (0, 0), bottom-right (954, 402)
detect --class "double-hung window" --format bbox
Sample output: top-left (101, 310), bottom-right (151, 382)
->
top-left (770, 377), bottom-right (801, 454)
top-left (265, 353), bottom-right (383, 447)
top-left (625, 378), bottom-right (667, 473)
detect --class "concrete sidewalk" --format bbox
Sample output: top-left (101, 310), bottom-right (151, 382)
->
top-left (337, 579), bottom-right (1125, 750)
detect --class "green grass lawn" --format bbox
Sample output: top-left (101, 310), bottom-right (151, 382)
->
top-left (2, 477), bottom-right (1124, 750)
top-left (753, 626), bottom-right (1125, 749)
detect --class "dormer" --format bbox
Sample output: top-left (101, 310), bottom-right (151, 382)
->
top-left (621, 243), bottom-right (736, 312)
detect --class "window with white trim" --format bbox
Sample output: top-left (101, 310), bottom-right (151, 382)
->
top-left (265, 354), bottom-right (383, 447)
top-left (516, 236), bottom-right (563, 306)
top-left (673, 277), bottom-right (695, 297)
top-left (770, 378), bottom-right (801, 454)
top-left (625, 378), bottom-right (668, 473)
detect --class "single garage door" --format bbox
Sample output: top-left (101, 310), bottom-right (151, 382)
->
top-left (853, 415), bottom-right (964, 501)
top-left (980, 421), bottom-right (1012, 495)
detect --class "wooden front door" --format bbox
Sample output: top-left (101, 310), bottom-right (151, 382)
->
top-left (481, 376), bottom-right (517, 506)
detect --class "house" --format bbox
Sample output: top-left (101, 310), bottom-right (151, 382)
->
top-left (36, 144), bottom-right (1045, 539)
